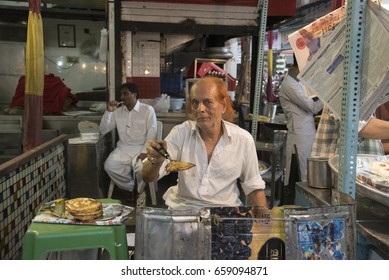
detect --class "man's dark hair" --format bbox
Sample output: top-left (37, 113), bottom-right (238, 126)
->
top-left (119, 83), bottom-right (139, 98)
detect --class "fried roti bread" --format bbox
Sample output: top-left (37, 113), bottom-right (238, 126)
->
top-left (70, 210), bottom-right (104, 221)
top-left (166, 160), bottom-right (195, 173)
top-left (52, 198), bottom-right (66, 218)
top-left (65, 198), bottom-right (103, 220)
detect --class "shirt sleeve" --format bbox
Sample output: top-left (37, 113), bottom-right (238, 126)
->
top-left (239, 136), bottom-right (266, 195)
top-left (284, 80), bottom-right (323, 114)
top-left (99, 111), bottom-right (115, 135)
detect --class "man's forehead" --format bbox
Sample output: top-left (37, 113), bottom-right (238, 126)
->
top-left (193, 84), bottom-right (217, 96)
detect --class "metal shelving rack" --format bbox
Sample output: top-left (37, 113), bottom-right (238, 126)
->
top-left (250, 1), bottom-right (367, 199)
top-left (337, 0), bottom-right (368, 199)
top-left (251, 0), bottom-right (268, 141)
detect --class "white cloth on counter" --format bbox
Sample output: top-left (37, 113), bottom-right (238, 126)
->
top-left (160, 120), bottom-right (266, 210)
top-left (100, 101), bottom-right (157, 191)
top-left (153, 93), bottom-right (170, 112)
top-left (68, 137), bottom-right (99, 144)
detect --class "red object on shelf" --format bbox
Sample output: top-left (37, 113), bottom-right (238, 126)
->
top-left (197, 62), bottom-right (236, 91)
top-left (10, 74), bottom-right (78, 115)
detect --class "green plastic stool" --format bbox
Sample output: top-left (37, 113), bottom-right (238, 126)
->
top-left (22, 199), bottom-right (129, 260)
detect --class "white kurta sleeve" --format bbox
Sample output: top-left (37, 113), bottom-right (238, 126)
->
top-left (99, 111), bottom-right (116, 135)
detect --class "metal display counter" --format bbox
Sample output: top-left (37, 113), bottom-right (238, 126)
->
top-left (42, 112), bottom-right (186, 139)
top-left (295, 182), bottom-right (389, 259)
top-left (66, 132), bottom-right (113, 199)
top-left (255, 140), bottom-right (285, 207)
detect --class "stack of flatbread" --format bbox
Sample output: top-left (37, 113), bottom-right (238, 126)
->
top-left (65, 198), bottom-right (103, 221)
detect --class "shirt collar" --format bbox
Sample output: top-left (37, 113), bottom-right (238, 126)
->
top-left (190, 120), bottom-right (232, 143)
top-left (123, 100), bottom-right (140, 112)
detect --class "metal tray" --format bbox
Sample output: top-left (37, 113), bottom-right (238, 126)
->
top-left (328, 154), bottom-right (389, 207)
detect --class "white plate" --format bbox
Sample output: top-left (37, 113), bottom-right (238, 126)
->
top-left (62, 111), bottom-right (95, 116)
top-left (258, 160), bottom-right (271, 175)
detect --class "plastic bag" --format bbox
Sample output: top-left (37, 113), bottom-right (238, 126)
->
top-left (99, 28), bottom-right (108, 62)
top-left (153, 94), bottom-right (170, 112)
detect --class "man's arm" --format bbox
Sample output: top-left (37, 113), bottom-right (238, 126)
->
top-left (247, 189), bottom-right (267, 208)
top-left (142, 139), bottom-right (166, 183)
top-left (142, 157), bottom-right (164, 183)
top-left (99, 111), bottom-right (115, 135)
top-left (359, 117), bottom-right (389, 140)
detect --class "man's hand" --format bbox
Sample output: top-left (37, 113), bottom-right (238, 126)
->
top-left (251, 206), bottom-right (271, 224)
top-left (107, 100), bottom-right (122, 112)
top-left (142, 140), bottom-right (167, 183)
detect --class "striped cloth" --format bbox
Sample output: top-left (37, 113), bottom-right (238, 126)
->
top-left (311, 107), bottom-right (384, 158)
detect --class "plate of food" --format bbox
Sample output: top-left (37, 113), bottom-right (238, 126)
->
top-left (36, 198), bottom-right (134, 225)
top-left (258, 160), bottom-right (271, 175)
top-left (328, 154), bottom-right (389, 207)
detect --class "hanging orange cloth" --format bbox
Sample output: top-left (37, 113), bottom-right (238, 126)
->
top-left (24, 0), bottom-right (44, 152)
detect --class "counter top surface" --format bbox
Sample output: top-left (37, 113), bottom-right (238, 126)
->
top-left (296, 182), bottom-right (389, 258)
top-left (0, 111), bottom-right (187, 119)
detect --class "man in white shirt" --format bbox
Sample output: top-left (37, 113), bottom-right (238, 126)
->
top-left (142, 76), bottom-right (267, 210)
top-left (100, 83), bottom-right (157, 196)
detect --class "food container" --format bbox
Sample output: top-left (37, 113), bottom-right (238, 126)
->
top-left (78, 121), bottom-right (100, 141)
top-left (307, 157), bottom-right (333, 188)
top-left (328, 154), bottom-right (389, 207)
top-left (262, 102), bottom-right (278, 120)
top-left (169, 98), bottom-right (185, 111)
top-left (80, 132), bottom-right (100, 141)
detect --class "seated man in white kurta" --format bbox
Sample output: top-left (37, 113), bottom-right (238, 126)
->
top-left (100, 83), bottom-right (157, 195)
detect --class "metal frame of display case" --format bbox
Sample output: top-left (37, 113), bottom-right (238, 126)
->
top-left (255, 140), bottom-right (285, 208)
top-left (250, 1), bottom-right (368, 199)
top-left (337, 0), bottom-right (368, 198)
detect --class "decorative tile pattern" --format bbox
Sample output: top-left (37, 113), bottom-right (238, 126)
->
top-left (0, 143), bottom-right (66, 260)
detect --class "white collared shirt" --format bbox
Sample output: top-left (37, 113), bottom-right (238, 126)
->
top-left (161, 120), bottom-right (265, 210)
top-left (99, 101), bottom-right (157, 157)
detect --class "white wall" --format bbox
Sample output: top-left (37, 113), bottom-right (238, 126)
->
top-left (43, 18), bottom-right (106, 93)
top-left (0, 42), bottom-right (26, 104)
top-left (130, 32), bottom-right (161, 77)
top-left (0, 17), bottom-right (106, 106)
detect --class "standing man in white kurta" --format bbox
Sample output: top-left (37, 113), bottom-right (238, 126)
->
top-left (100, 83), bottom-right (157, 195)
top-left (279, 58), bottom-right (323, 204)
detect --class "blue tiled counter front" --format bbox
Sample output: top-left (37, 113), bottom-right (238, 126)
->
top-left (0, 135), bottom-right (68, 260)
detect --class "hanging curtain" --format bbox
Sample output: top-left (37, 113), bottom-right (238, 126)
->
top-left (266, 29), bottom-right (276, 103)
top-left (24, 0), bottom-right (44, 151)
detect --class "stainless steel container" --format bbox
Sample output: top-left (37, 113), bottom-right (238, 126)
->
top-left (135, 207), bottom-right (212, 260)
top-left (263, 102), bottom-right (278, 119)
top-left (307, 157), bottom-right (333, 188)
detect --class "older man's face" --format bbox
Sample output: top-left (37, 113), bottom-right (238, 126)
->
top-left (190, 81), bottom-right (226, 131)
